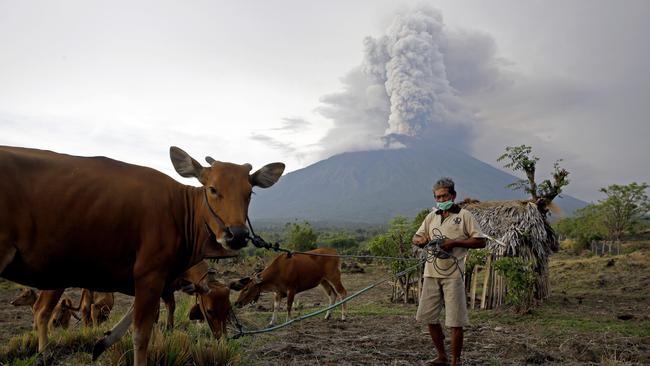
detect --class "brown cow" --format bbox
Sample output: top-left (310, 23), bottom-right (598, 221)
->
top-left (11, 287), bottom-right (113, 349)
top-left (74, 289), bottom-right (115, 327)
top-left (232, 248), bottom-right (348, 325)
top-left (0, 145), bottom-right (284, 366)
top-left (93, 261), bottom-right (232, 360)
top-left (49, 296), bottom-right (76, 330)
top-left (162, 260), bottom-right (231, 339)
top-left (11, 288), bottom-right (78, 330)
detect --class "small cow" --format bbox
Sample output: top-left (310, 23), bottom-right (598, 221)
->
top-left (93, 260), bottom-right (232, 360)
top-left (10, 288), bottom-right (38, 310)
top-left (75, 289), bottom-right (115, 327)
top-left (49, 296), bottom-right (76, 330)
top-left (0, 145), bottom-right (284, 365)
top-left (232, 248), bottom-right (348, 325)
top-left (10, 288), bottom-right (78, 330)
top-left (162, 260), bottom-right (232, 339)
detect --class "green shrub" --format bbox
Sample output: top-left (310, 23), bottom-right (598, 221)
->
top-left (465, 248), bottom-right (488, 274)
top-left (494, 257), bottom-right (537, 313)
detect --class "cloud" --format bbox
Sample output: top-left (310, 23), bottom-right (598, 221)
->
top-left (271, 117), bottom-right (312, 133)
top-left (250, 133), bottom-right (297, 155)
top-left (315, 3), bottom-right (506, 159)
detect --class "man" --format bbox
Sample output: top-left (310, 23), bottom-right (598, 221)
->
top-left (412, 177), bottom-right (486, 366)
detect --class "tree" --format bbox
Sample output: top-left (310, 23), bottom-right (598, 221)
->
top-left (284, 221), bottom-right (318, 251)
top-left (599, 182), bottom-right (650, 242)
top-left (554, 203), bottom-right (607, 252)
top-left (324, 234), bottom-right (358, 253)
top-left (368, 216), bottom-right (420, 303)
top-left (497, 145), bottom-right (570, 214)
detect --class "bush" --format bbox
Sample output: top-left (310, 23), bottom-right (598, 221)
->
top-left (494, 257), bottom-right (537, 313)
top-left (465, 248), bottom-right (488, 274)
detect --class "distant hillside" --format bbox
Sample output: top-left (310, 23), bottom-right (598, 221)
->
top-left (250, 144), bottom-right (586, 225)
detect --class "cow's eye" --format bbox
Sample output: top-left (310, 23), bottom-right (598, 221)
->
top-left (209, 187), bottom-right (218, 196)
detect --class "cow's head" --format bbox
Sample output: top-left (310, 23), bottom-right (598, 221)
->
top-left (10, 288), bottom-right (37, 307)
top-left (189, 281), bottom-right (232, 339)
top-left (230, 274), bottom-right (263, 308)
top-left (170, 146), bottom-right (284, 253)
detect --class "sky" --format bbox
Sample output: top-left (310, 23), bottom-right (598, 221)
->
top-left (1, 0), bottom-right (648, 202)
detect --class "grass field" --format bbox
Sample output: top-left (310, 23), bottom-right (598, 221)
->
top-left (1, 237), bottom-right (648, 365)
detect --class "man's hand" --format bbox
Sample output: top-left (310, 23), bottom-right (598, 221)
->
top-left (440, 239), bottom-right (456, 252)
top-left (412, 234), bottom-right (430, 247)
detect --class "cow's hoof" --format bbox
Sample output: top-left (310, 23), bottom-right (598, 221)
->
top-left (92, 339), bottom-right (107, 361)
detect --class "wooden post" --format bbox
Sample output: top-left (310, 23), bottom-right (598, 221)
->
top-left (489, 266), bottom-right (497, 309)
top-left (481, 255), bottom-right (492, 309)
top-left (496, 274), bottom-right (504, 307)
top-left (469, 265), bottom-right (480, 309)
top-left (492, 273), bottom-right (499, 308)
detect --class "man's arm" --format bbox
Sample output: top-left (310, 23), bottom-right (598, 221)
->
top-left (412, 233), bottom-right (430, 247)
top-left (441, 237), bottom-right (486, 251)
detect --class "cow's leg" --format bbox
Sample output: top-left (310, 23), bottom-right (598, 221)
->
top-left (327, 277), bottom-right (348, 321)
top-left (132, 277), bottom-right (165, 366)
top-left (93, 304), bottom-right (133, 361)
top-left (34, 289), bottom-right (64, 352)
top-left (269, 292), bottom-right (281, 326)
top-left (91, 304), bottom-right (99, 327)
top-left (320, 281), bottom-right (336, 320)
top-left (0, 246), bottom-right (16, 274)
top-left (81, 290), bottom-right (94, 327)
top-left (286, 289), bottom-right (296, 321)
top-left (161, 291), bottom-right (175, 331)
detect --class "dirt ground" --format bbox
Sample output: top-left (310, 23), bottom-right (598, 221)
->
top-left (231, 256), bottom-right (650, 366)
top-left (1, 247), bottom-right (649, 366)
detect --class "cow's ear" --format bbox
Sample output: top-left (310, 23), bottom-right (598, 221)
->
top-left (229, 278), bottom-right (250, 291)
top-left (170, 147), bottom-right (206, 182)
top-left (188, 304), bottom-right (205, 321)
top-left (250, 163), bottom-right (285, 188)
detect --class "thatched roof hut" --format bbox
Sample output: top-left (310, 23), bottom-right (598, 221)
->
top-left (461, 200), bottom-right (558, 300)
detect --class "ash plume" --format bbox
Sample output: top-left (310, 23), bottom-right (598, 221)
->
top-left (318, 3), bottom-right (506, 157)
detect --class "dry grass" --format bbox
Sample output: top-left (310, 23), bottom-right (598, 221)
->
top-left (1, 296), bottom-right (246, 366)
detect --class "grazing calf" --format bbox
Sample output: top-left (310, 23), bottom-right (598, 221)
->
top-left (49, 296), bottom-right (76, 330)
top-left (232, 248), bottom-right (347, 325)
top-left (11, 288), bottom-right (77, 330)
top-left (10, 288), bottom-right (39, 329)
top-left (74, 289), bottom-right (115, 327)
top-left (10, 288), bottom-right (38, 310)
top-left (161, 260), bottom-right (232, 339)
top-left (91, 292), bottom-right (115, 327)
top-left (93, 261), bottom-right (232, 360)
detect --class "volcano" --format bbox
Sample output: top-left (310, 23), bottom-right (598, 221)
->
top-left (249, 143), bottom-right (586, 225)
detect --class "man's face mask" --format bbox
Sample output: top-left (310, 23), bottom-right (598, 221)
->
top-left (436, 200), bottom-right (454, 211)
top-left (434, 189), bottom-right (454, 211)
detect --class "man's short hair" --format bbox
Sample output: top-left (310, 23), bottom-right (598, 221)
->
top-left (433, 177), bottom-right (456, 196)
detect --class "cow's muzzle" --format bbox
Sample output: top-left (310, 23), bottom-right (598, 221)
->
top-left (225, 226), bottom-right (250, 249)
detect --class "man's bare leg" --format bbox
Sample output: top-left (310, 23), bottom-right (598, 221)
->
top-left (428, 323), bottom-right (448, 364)
top-left (450, 327), bottom-right (463, 366)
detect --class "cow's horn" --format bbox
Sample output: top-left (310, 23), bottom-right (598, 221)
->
top-left (205, 156), bottom-right (215, 165)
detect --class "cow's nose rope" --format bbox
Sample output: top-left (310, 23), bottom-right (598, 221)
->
top-left (203, 188), bottom-right (227, 231)
top-left (246, 215), bottom-right (293, 257)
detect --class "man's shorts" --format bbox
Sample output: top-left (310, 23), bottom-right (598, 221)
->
top-left (416, 276), bottom-right (469, 327)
